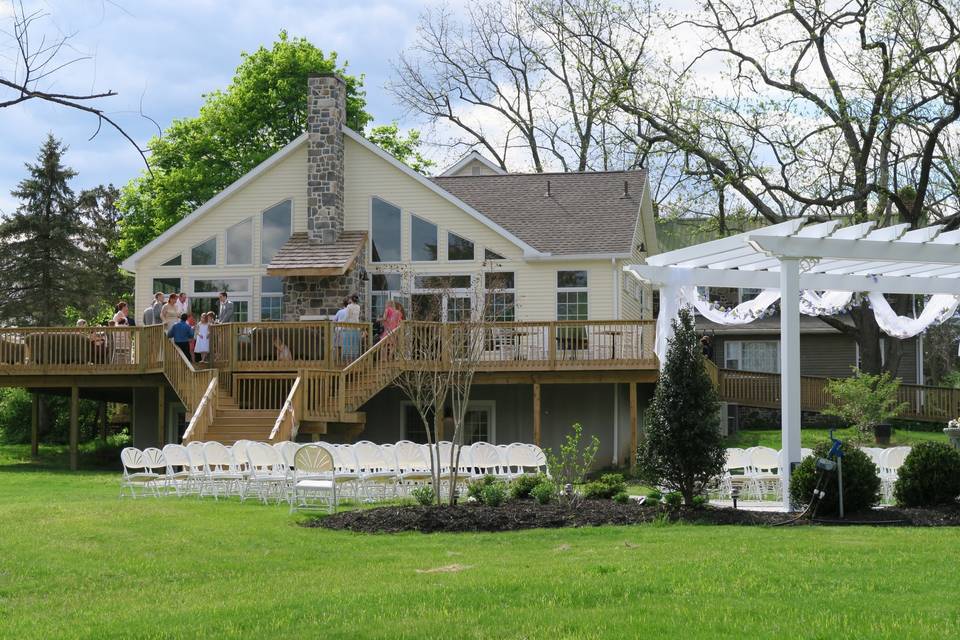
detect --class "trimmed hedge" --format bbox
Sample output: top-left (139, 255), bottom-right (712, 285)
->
top-left (894, 442), bottom-right (960, 507)
top-left (790, 442), bottom-right (881, 515)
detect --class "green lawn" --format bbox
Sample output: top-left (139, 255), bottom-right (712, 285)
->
top-left (725, 427), bottom-right (948, 450)
top-left (2, 445), bottom-right (960, 639)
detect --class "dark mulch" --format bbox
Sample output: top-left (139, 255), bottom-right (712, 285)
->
top-left (306, 499), bottom-right (960, 534)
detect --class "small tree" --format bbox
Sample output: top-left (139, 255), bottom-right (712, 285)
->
top-left (637, 308), bottom-right (725, 506)
top-left (545, 422), bottom-right (600, 500)
top-left (823, 369), bottom-right (909, 442)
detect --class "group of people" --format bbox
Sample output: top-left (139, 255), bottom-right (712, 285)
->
top-left (141, 291), bottom-right (235, 331)
top-left (160, 291), bottom-right (236, 365)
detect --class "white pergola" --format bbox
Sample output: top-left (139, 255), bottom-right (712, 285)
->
top-left (627, 218), bottom-right (960, 506)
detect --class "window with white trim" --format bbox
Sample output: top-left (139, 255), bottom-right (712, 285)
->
top-left (724, 340), bottom-right (780, 373)
top-left (226, 218), bottom-right (253, 265)
top-left (448, 232), bottom-right (475, 261)
top-left (191, 236), bottom-right (217, 266)
top-left (371, 197), bottom-right (401, 262)
top-left (371, 273), bottom-right (405, 321)
top-left (484, 272), bottom-right (515, 321)
top-left (260, 276), bottom-right (283, 321)
top-left (161, 254), bottom-right (182, 266)
top-left (411, 214), bottom-right (438, 262)
top-left (557, 270), bottom-right (588, 320)
top-left (261, 200), bottom-right (292, 265)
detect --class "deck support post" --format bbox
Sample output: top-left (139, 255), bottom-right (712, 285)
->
top-left (158, 385), bottom-right (166, 446)
top-left (30, 393), bottom-right (39, 458)
top-left (779, 258), bottom-right (802, 507)
top-left (533, 383), bottom-right (541, 446)
top-left (69, 386), bottom-right (79, 472)
top-left (629, 383), bottom-right (638, 471)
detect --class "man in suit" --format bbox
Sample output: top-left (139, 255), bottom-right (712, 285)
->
top-left (218, 291), bottom-right (234, 324)
top-left (150, 292), bottom-right (164, 325)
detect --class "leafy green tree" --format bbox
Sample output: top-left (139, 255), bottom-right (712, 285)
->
top-left (116, 32), bottom-right (431, 260)
top-left (0, 135), bottom-right (89, 327)
top-left (637, 308), bottom-right (725, 505)
top-left (822, 369), bottom-right (909, 442)
top-left (77, 185), bottom-right (132, 321)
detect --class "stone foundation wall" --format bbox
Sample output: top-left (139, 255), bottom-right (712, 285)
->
top-left (281, 249), bottom-right (366, 321)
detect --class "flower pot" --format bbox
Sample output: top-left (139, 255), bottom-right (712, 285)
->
top-left (873, 423), bottom-right (892, 445)
top-left (943, 427), bottom-right (960, 450)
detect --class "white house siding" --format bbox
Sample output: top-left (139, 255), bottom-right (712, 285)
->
top-left (132, 144), bottom-right (308, 319)
top-left (344, 137), bottom-right (621, 322)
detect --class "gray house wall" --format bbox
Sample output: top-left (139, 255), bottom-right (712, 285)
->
top-left (357, 382), bottom-right (655, 468)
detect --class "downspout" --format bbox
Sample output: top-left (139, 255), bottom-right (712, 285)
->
top-left (612, 257), bottom-right (620, 464)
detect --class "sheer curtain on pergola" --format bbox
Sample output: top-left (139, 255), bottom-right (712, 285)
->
top-left (627, 219), bottom-right (960, 506)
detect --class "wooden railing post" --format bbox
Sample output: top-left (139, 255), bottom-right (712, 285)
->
top-left (548, 323), bottom-right (557, 369)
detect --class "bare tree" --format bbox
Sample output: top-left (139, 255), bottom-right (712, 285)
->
top-left (1, 1), bottom-right (149, 167)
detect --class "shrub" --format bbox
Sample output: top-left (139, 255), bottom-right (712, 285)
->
top-left (467, 475), bottom-right (501, 502)
top-left (0, 387), bottom-right (33, 444)
top-left (790, 441), bottom-right (881, 515)
top-left (545, 423), bottom-right (599, 490)
top-left (637, 309), bottom-right (726, 505)
top-left (480, 481), bottom-right (508, 507)
top-left (612, 491), bottom-right (630, 504)
top-left (646, 488), bottom-right (663, 503)
top-left (823, 370), bottom-right (908, 441)
top-left (509, 474), bottom-right (543, 500)
top-left (531, 478), bottom-right (557, 505)
top-left (691, 495), bottom-right (709, 509)
top-left (663, 491), bottom-right (683, 509)
top-left (582, 473), bottom-right (627, 500)
top-left (894, 442), bottom-right (960, 507)
top-left (411, 484), bottom-right (436, 506)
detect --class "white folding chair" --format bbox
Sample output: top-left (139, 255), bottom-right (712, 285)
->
top-left (504, 442), bottom-right (544, 479)
top-left (120, 447), bottom-right (159, 498)
top-left (201, 441), bottom-right (245, 500)
top-left (185, 441), bottom-right (207, 496)
top-left (246, 442), bottom-right (288, 504)
top-left (745, 447), bottom-right (780, 500)
top-left (142, 447), bottom-right (169, 495)
top-left (353, 440), bottom-right (398, 500)
top-left (290, 445), bottom-right (338, 513)
top-left (879, 446), bottom-right (910, 503)
top-left (329, 444), bottom-right (361, 500)
top-left (161, 444), bottom-right (192, 496)
top-left (469, 442), bottom-right (509, 480)
top-left (394, 440), bottom-right (433, 494)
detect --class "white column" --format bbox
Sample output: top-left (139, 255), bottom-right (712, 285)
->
top-left (779, 257), bottom-right (802, 507)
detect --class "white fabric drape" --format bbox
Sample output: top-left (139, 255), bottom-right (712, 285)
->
top-left (867, 292), bottom-right (960, 340)
top-left (799, 290), bottom-right (855, 316)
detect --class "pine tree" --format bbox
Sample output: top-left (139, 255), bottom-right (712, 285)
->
top-left (77, 185), bottom-right (132, 322)
top-left (638, 308), bottom-right (726, 505)
top-left (0, 135), bottom-right (89, 326)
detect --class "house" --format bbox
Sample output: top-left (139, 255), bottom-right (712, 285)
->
top-left (113, 73), bottom-right (660, 465)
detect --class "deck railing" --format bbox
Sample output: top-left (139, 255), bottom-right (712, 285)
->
top-left (717, 368), bottom-right (960, 422)
top-left (162, 339), bottom-right (216, 414)
top-left (0, 325), bottom-right (165, 373)
top-left (182, 376), bottom-right (218, 444)
top-left (270, 375), bottom-right (303, 442)
top-left (232, 372), bottom-right (297, 411)
top-left (208, 321), bottom-right (371, 372)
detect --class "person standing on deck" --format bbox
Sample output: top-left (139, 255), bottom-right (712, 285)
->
top-left (167, 314), bottom-right (195, 361)
top-left (176, 292), bottom-right (189, 316)
top-left (217, 292), bottom-right (234, 324)
top-left (161, 294), bottom-right (180, 331)
top-left (151, 292), bottom-right (165, 325)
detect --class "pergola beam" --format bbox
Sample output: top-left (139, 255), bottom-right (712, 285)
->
top-left (749, 236), bottom-right (960, 265)
top-left (626, 265), bottom-right (960, 295)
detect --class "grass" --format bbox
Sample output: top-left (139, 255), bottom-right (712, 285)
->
top-left (3, 445), bottom-right (960, 639)
top-left (725, 427), bottom-right (948, 450)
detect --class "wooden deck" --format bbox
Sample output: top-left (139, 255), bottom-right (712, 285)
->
top-left (717, 368), bottom-right (960, 423)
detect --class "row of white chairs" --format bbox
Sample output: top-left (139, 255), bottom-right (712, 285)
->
top-left (718, 447), bottom-right (814, 500)
top-left (862, 447), bottom-right (911, 502)
top-left (120, 440), bottom-right (549, 511)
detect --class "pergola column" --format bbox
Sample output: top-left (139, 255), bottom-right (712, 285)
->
top-left (779, 258), bottom-right (802, 505)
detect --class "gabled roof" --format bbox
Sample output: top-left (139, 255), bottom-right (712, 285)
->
top-left (439, 151), bottom-right (506, 177)
top-left (120, 133), bottom-right (309, 272)
top-left (432, 170), bottom-right (648, 257)
top-left (266, 231), bottom-right (367, 277)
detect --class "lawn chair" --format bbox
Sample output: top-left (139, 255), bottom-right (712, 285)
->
top-left (119, 447), bottom-right (159, 498)
top-left (290, 444), bottom-right (338, 513)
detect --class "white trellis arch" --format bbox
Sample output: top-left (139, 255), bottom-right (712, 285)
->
top-left (627, 218), bottom-right (960, 506)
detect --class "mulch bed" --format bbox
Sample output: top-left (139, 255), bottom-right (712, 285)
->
top-left (306, 499), bottom-right (960, 534)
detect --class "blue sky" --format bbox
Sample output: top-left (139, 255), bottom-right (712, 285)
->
top-left (0, 0), bottom-right (441, 215)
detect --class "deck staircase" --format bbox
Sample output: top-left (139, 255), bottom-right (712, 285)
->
top-left (201, 388), bottom-right (279, 444)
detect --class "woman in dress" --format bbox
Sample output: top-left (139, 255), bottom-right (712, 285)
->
top-left (382, 299), bottom-right (401, 335)
top-left (194, 312), bottom-right (211, 364)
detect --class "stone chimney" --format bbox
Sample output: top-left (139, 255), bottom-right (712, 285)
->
top-left (306, 73), bottom-right (346, 244)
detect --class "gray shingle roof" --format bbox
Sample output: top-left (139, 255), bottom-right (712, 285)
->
top-left (431, 170), bottom-right (647, 256)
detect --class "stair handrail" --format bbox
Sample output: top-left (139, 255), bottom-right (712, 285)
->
top-left (270, 374), bottom-right (303, 442)
top-left (162, 338), bottom-right (215, 412)
top-left (182, 375), bottom-right (218, 443)
top-left (338, 323), bottom-right (407, 413)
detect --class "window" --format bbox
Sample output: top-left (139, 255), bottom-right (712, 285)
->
top-left (724, 340), bottom-right (780, 373)
top-left (740, 288), bottom-right (762, 303)
top-left (402, 403), bottom-right (434, 444)
top-left (161, 255), bottom-right (182, 266)
top-left (226, 218), bottom-right (253, 265)
top-left (153, 278), bottom-right (181, 294)
top-left (193, 279), bottom-right (250, 294)
top-left (463, 403), bottom-right (495, 443)
top-left (371, 197), bottom-right (401, 262)
top-left (191, 298), bottom-right (249, 322)
top-left (414, 275), bottom-right (471, 289)
top-left (371, 273), bottom-right (405, 321)
top-left (411, 215), bottom-right (438, 261)
top-left (624, 273), bottom-right (644, 306)
top-left (485, 248), bottom-right (505, 261)
top-left (557, 270), bottom-right (588, 320)
top-left (484, 272), bottom-right (515, 321)
top-left (260, 276), bottom-right (283, 321)
top-left (448, 232), bottom-right (474, 261)
top-left (261, 200), bottom-right (292, 264)
top-left (191, 237), bottom-right (217, 266)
